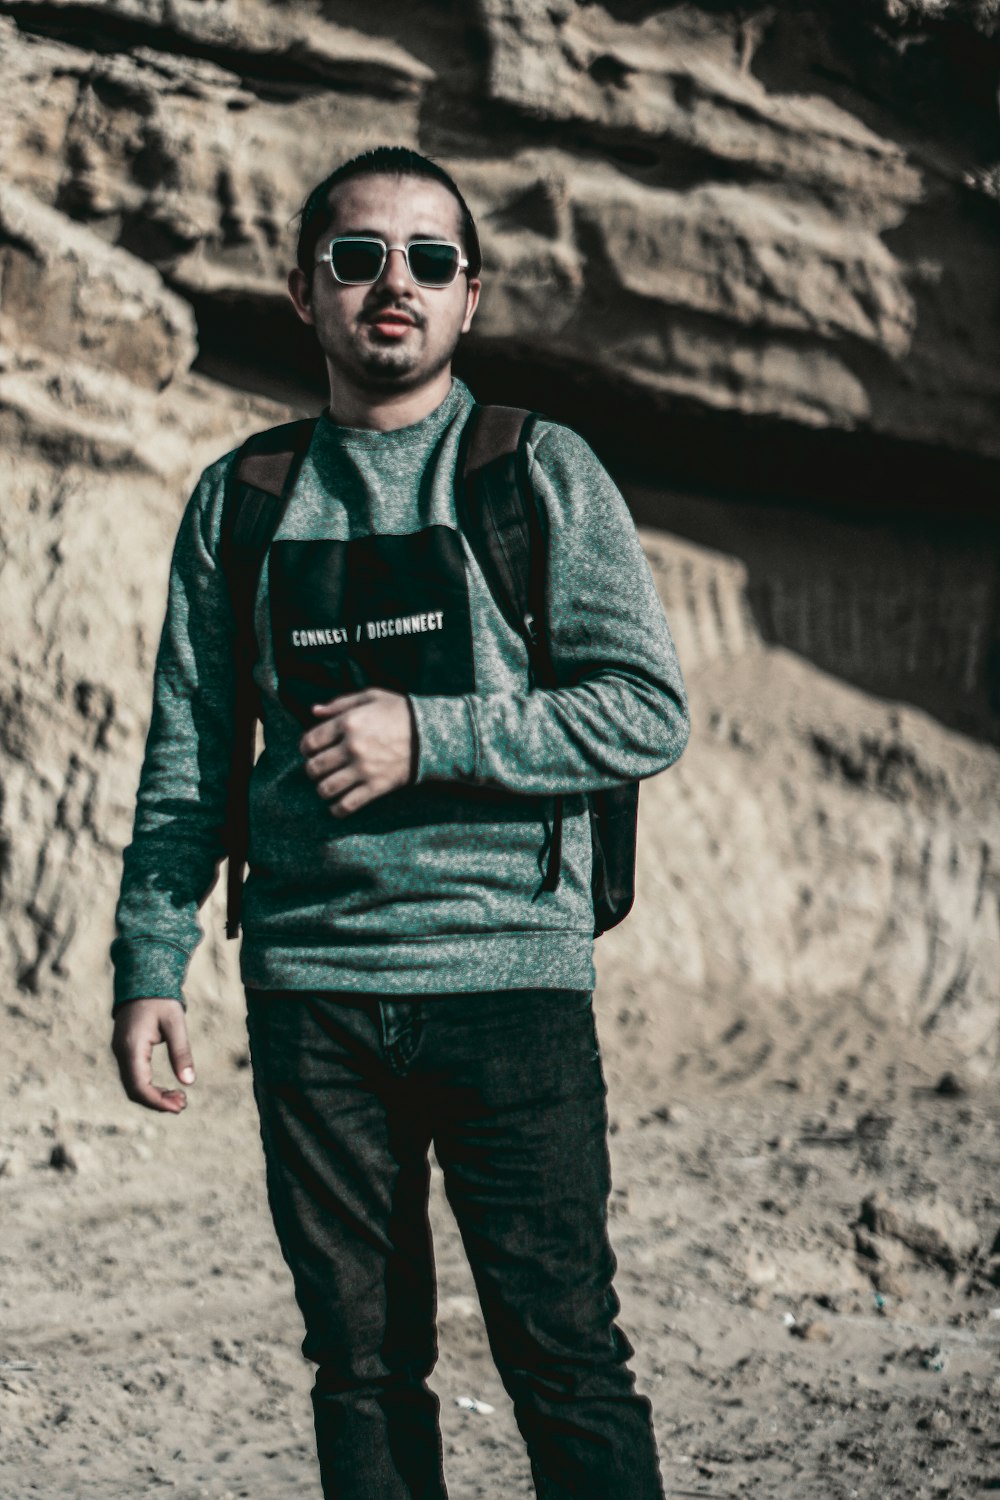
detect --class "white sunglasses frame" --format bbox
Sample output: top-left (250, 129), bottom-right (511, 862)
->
top-left (317, 235), bottom-right (470, 288)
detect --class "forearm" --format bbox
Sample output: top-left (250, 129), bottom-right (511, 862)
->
top-left (411, 668), bottom-right (689, 796)
top-left (112, 460), bottom-right (237, 1011)
top-left (112, 826), bottom-right (226, 1009)
top-left (412, 420), bottom-right (690, 796)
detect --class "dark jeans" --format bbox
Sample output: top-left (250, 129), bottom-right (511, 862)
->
top-left (244, 986), bottom-right (665, 1500)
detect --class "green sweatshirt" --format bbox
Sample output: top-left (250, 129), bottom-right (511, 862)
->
top-left (111, 379), bottom-right (689, 1010)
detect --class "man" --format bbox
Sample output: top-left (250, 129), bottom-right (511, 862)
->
top-left (111, 145), bottom-right (690, 1500)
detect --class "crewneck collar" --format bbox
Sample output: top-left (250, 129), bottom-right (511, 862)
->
top-left (316, 378), bottom-right (472, 450)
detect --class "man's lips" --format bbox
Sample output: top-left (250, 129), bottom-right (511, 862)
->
top-left (365, 309), bottom-right (418, 337)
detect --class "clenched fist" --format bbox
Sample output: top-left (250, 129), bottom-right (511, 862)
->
top-left (300, 687), bottom-right (415, 817)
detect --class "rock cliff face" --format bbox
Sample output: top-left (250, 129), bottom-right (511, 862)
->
top-left (1, 2), bottom-right (998, 1071)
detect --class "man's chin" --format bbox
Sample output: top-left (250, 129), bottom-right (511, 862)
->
top-left (356, 349), bottom-right (422, 387)
top-left (355, 345), bottom-right (454, 394)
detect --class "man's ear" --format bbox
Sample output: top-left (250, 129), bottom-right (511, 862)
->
top-left (287, 267), bottom-right (315, 327)
top-left (461, 278), bottom-right (481, 335)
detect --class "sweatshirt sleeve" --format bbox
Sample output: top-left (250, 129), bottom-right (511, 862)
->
top-left (409, 421), bottom-right (690, 795)
top-left (110, 457), bottom-right (238, 1013)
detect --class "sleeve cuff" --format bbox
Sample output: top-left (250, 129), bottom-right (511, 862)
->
top-left (111, 938), bottom-right (190, 1013)
top-left (409, 694), bottom-right (479, 784)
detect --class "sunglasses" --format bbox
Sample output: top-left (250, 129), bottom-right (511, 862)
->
top-left (317, 236), bottom-right (469, 289)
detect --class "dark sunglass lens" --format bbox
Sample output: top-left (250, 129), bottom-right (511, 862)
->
top-left (330, 240), bottom-right (384, 283)
top-left (408, 242), bottom-right (460, 286)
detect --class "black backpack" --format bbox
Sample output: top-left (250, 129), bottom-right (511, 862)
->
top-left (218, 404), bottom-right (640, 941)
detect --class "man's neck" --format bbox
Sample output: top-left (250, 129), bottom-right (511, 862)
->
top-left (325, 369), bottom-right (454, 432)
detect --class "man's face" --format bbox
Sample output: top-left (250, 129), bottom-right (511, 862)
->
top-left (289, 173), bottom-right (480, 398)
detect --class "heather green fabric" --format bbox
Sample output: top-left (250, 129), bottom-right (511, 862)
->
top-left (111, 379), bottom-right (690, 1011)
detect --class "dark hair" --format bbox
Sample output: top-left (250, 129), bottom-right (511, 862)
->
top-left (294, 146), bottom-right (482, 282)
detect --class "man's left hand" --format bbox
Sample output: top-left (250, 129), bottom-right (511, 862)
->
top-left (300, 688), bottom-right (414, 816)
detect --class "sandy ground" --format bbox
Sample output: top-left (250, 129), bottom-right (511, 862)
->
top-left (2, 985), bottom-right (999, 1500)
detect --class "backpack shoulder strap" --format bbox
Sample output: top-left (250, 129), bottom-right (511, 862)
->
top-left (221, 414), bottom-right (318, 939)
top-left (459, 403), bottom-right (563, 892)
top-left (459, 404), bottom-right (543, 654)
top-left (220, 417), bottom-right (319, 580)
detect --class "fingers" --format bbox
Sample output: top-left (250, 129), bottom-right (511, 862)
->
top-left (302, 735), bottom-right (382, 810)
top-left (305, 756), bottom-right (369, 812)
top-left (300, 708), bottom-right (363, 801)
top-left (326, 782), bottom-right (376, 817)
top-left (299, 716), bottom-right (347, 760)
top-left (302, 691), bottom-right (371, 753)
top-left (298, 690), bottom-right (412, 817)
top-left (322, 772), bottom-right (367, 810)
top-left (162, 1007), bottom-right (196, 1088)
top-left (301, 737), bottom-right (363, 809)
top-left (310, 692), bottom-right (369, 718)
top-left (300, 688), bottom-right (390, 753)
top-left (111, 999), bottom-right (192, 1115)
top-left (302, 739), bottom-right (351, 785)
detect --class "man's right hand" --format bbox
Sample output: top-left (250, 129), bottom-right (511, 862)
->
top-left (111, 998), bottom-right (196, 1114)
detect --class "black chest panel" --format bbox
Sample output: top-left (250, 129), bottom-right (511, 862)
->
top-left (268, 527), bottom-right (476, 726)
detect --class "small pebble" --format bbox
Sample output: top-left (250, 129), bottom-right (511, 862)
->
top-left (455, 1396), bottom-right (494, 1415)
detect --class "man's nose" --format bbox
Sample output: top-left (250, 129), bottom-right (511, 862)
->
top-left (379, 246), bottom-right (411, 293)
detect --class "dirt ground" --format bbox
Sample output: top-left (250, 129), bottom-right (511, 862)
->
top-left (2, 982), bottom-right (999, 1500)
